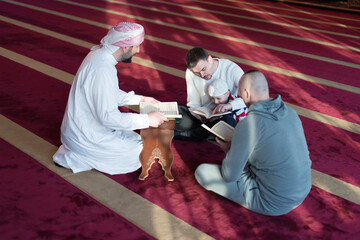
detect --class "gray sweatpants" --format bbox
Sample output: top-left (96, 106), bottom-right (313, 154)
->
top-left (195, 163), bottom-right (296, 216)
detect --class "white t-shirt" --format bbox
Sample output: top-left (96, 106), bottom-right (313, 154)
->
top-left (185, 58), bottom-right (245, 116)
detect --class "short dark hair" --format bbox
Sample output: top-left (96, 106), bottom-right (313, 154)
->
top-left (244, 69), bottom-right (261, 75)
top-left (185, 47), bottom-right (209, 69)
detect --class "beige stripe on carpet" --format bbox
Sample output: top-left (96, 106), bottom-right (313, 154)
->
top-left (1, 46), bottom-right (359, 134)
top-left (1, 111), bottom-right (360, 209)
top-left (0, 114), bottom-right (214, 240)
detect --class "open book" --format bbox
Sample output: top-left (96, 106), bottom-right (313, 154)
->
top-left (192, 106), bottom-right (231, 119)
top-left (140, 102), bottom-right (182, 119)
top-left (201, 121), bottom-right (234, 142)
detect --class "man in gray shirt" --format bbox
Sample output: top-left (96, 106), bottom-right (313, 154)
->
top-left (195, 70), bottom-right (312, 216)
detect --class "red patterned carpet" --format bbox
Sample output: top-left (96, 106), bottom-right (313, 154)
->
top-left (1, 0), bottom-right (360, 239)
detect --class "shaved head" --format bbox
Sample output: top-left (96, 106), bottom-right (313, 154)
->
top-left (238, 70), bottom-right (269, 106)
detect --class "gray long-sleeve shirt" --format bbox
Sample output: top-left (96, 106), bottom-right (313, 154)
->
top-left (221, 95), bottom-right (312, 215)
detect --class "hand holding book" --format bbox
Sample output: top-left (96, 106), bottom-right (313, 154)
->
top-left (140, 102), bottom-right (182, 119)
top-left (216, 137), bottom-right (232, 152)
top-left (147, 111), bottom-right (168, 127)
top-left (201, 121), bottom-right (234, 142)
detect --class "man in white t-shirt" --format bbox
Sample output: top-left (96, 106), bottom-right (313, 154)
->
top-left (174, 47), bottom-right (244, 141)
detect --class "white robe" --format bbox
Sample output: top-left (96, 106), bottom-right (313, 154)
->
top-left (53, 48), bottom-right (149, 175)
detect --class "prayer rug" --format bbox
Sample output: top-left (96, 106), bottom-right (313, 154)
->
top-left (1, 0), bottom-right (360, 239)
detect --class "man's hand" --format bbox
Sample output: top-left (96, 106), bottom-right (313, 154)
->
top-left (148, 111), bottom-right (168, 127)
top-left (212, 103), bottom-right (232, 115)
top-left (208, 116), bottom-right (222, 122)
top-left (216, 137), bottom-right (231, 152)
top-left (141, 96), bottom-right (160, 104)
top-left (197, 115), bottom-right (222, 122)
top-left (198, 115), bottom-right (209, 122)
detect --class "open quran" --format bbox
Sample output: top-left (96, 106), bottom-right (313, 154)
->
top-left (201, 121), bottom-right (234, 142)
top-left (140, 102), bottom-right (182, 119)
top-left (192, 106), bottom-right (231, 119)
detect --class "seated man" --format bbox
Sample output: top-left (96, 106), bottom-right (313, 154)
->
top-left (195, 70), bottom-right (312, 216)
top-left (53, 22), bottom-right (168, 175)
top-left (174, 47), bottom-right (244, 141)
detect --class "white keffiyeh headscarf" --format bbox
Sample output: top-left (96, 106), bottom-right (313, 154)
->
top-left (91, 22), bottom-right (145, 54)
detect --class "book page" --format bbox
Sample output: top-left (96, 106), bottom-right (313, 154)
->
top-left (192, 106), bottom-right (212, 118)
top-left (202, 121), bottom-right (234, 141)
top-left (210, 111), bottom-right (232, 118)
top-left (140, 102), bottom-right (182, 118)
top-left (192, 107), bottom-right (231, 119)
top-left (201, 124), bottom-right (225, 141)
top-left (212, 121), bottom-right (234, 141)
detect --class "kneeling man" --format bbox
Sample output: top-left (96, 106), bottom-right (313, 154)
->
top-left (53, 22), bottom-right (167, 175)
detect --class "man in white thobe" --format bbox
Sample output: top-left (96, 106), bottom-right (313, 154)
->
top-left (53, 22), bottom-right (168, 175)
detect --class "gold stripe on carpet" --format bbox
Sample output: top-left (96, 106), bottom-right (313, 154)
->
top-left (104, 0), bottom-right (360, 40)
top-left (1, 45), bottom-right (360, 135)
top-left (271, 0), bottom-right (360, 14)
top-left (101, 0), bottom-right (360, 41)
top-left (1, 47), bottom-right (360, 204)
top-left (191, 0), bottom-right (360, 27)
top-left (287, 103), bottom-right (360, 135)
top-left (1, 14), bottom-right (359, 95)
top-left (0, 114), bottom-right (214, 240)
top-left (207, 50), bottom-right (360, 94)
top-left (148, 0), bottom-right (360, 39)
top-left (56, 0), bottom-right (360, 53)
top-left (1, 113), bottom-right (360, 206)
top-left (1, 46), bottom-right (359, 134)
top-left (3, 0), bottom-right (360, 68)
top-left (311, 169), bottom-right (360, 205)
top-left (0, 47), bottom-right (74, 84)
top-left (224, 0), bottom-right (360, 16)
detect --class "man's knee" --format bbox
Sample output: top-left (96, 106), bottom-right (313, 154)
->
top-left (194, 164), bottom-right (206, 186)
top-left (176, 106), bottom-right (200, 130)
top-left (195, 163), bottom-right (222, 189)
